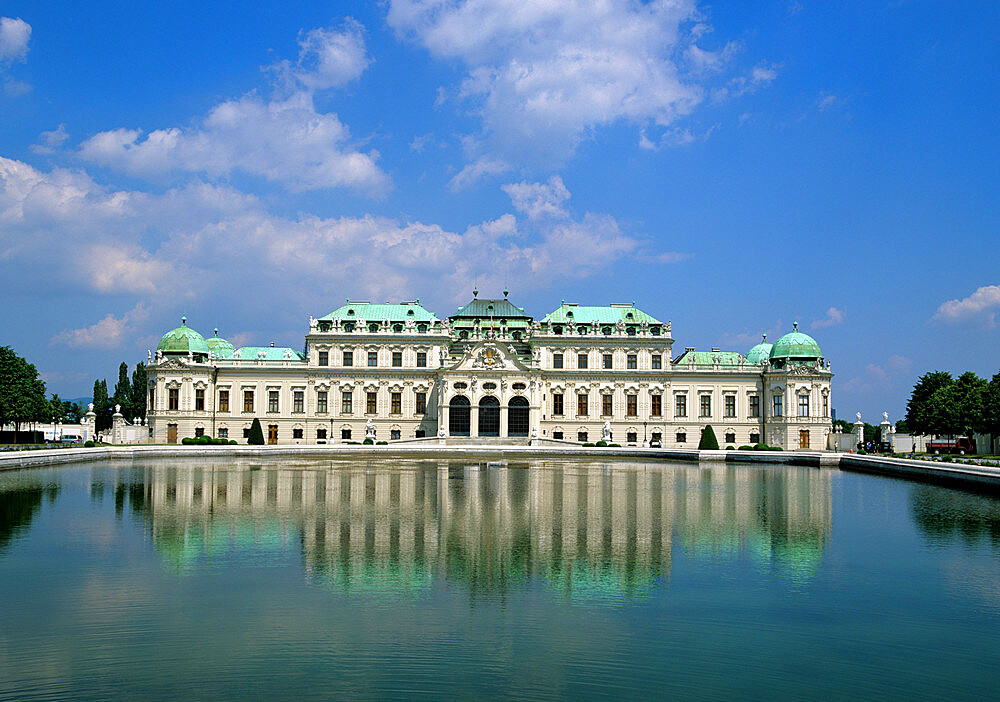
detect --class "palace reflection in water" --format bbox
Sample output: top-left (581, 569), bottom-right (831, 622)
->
top-left (114, 459), bottom-right (833, 597)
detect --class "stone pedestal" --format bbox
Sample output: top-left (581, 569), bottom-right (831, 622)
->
top-left (853, 414), bottom-right (865, 452)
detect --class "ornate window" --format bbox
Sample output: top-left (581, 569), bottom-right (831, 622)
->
top-left (627, 354), bottom-right (637, 370)
top-left (553, 353), bottom-right (564, 369)
top-left (416, 351), bottom-right (427, 367)
top-left (293, 391), bottom-right (304, 413)
top-left (603, 353), bottom-right (613, 369)
top-left (343, 350), bottom-right (353, 366)
top-left (268, 391), bottom-right (279, 413)
top-left (626, 394), bottom-right (638, 417)
top-left (392, 351), bottom-right (402, 367)
top-left (243, 390), bottom-right (254, 413)
top-left (552, 393), bottom-right (564, 416)
top-left (798, 394), bottom-right (810, 417)
top-left (195, 388), bottom-right (205, 411)
top-left (368, 350), bottom-right (378, 367)
top-left (578, 353), bottom-right (588, 369)
top-left (577, 393), bottom-right (588, 416)
top-left (366, 392), bottom-right (377, 414)
top-left (749, 395), bottom-right (760, 418)
top-left (318, 350), bottom-right (328, 366)
top-left (391, 392), bottom-right (402, 414)
top-left (317, 391), bottom-right (328, 414)
top-left (218, 390), bottom-right (229, 413)
top-left (724, 394), bottom-right (736, 418)
top-left (651, 354), bottom-right (662, 369)
top-left (700, 395), bottom-right (712, 418)
top-left (602, 394), bottom-right (613, 416)
top-left (168, 388), bottom-right (179, 411)
top-left (651, 394), bottom-right (662, 417)
top-left (341, 391), bottom-right (353, 414)
top-left (415, 392), bottom-right (426, 414)
top-left (773, 395), bottom-right (783, 417)
top-left (674, 393), bottom-right (687, 417)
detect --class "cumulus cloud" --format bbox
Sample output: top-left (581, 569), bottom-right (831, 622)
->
top-left (51, 303), bottom-right (150, 349)
top-left (388, 0), bottom-right (751, 177)
top-left (30, 124), bottom-right (70, 154)
top-left (932, 285), bottom-right (1000, 328)
top-left (502, 176), bottom-right (570, 219)
top-left (811, 306), bottom-right (845, 329)
top-left (0, 17), bottom-right (30, 64)
top-left (78, 23), bottom-right (389, 195)
top-left (447, 157), bottom-right (509, 191)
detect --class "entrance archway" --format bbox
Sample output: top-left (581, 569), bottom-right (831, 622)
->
top-left (478, 396), bottom-right (500, 436)
top-left (449, 395), bottom-right (470, 436)
top-left (508, 396), bottom-right (529, 437)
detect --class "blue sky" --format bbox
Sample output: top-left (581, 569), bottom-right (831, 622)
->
top-left (1, 0), bottom-right (998, 420)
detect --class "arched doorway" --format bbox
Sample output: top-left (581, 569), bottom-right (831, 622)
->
top-left (478, 395), bottom-right (500, 436)
top-left (508, 396), bottom-right (529, 437)
top-left (449, 395), bottom-right (470, 436)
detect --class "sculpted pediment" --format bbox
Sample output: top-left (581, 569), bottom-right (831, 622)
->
top-left (451, 341), bottom-right (528, 373)
top-left (156, 358), bottom-right (188, 371)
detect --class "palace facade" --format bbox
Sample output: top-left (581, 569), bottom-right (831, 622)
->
top-left (146, 291), bottom-right (834, 449)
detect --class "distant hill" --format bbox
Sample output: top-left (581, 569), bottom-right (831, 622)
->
top-left (67, 397), bottom-right (91, 407)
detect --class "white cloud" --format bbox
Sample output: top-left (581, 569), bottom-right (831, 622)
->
top-left (656, 251), bottom-right (694, 264)
top-left (51, 303), bottom-right (150, 349)
top-left (30, 124), bottom-right (70, 154)
top-left (811, 306), bottom-right (845, 329)
top-left (447, 157), bottom-right (510, 191)
top-left (270, 19), bottom-right (370, 92)
top-left (932, 285), bottom-right (1000, 327)
top-left (388, 0), bottom-right (737, 172)
top-left (841, 355), bottom-right (912, 395)
top-left (502, 176), bottom-right (570, 219)
top-left (0, 17), bottom-right (30, 64)
top-left (816, 92), bottom-right (838, 111)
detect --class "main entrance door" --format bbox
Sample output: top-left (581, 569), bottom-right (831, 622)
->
top-left (167, 423), bottom-right (178, 444)
top-left (479, 396), bottom-right (500, 436)
top-left (799, 429), bottom-right (810, 449)
top-left (508, 396), bottom-right (529, 437)
top-left (268, 424), bottom-right (278, 444)
top-left (449, 396), bottom-right (471, 436)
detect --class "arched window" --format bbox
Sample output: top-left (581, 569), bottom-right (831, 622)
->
top-left (449, 396), bottom-right (471, 436)
top-left (478, 396), bottom-right (500, 437)
top-left (508, 396), bottom-right (529, 437)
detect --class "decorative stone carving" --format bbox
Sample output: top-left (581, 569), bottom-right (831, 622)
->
top-left (473, 344), bottom-right (505, 370)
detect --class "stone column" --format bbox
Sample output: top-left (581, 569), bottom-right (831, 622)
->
top-left (499, 405), bottom-right (508, 438)
top-left (111, 405), bottom-right (125, 444)
top-left (82, 404), bottom-right (97, 443)
top-left (853, 413), bottom-right (865, 452)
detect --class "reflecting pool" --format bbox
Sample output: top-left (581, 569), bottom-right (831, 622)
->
top-left (1, 458), bottom-right (999, 700)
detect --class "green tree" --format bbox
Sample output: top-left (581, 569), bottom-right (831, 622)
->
top-left (894, 418), bottom-right (910, 433)
top-left (92, 379), bottom-right (112, 432)
top-left (832, 418), bottom-right (853, 433)
top-left (112, 362), bottom-right (132, 418)
top-left (247, 418), bottom-right (265, 445)
top-left (906, 371), bottom-right (954, 436)
top-left (980, 371), bottom-right (1000, 455)
top-left (130, 362), bottom-right (147, 418)
top-left (925, 384), bottom-right (960, 437)
top-left (0, 346), bottom-right (48, 442)
top-left (953, 371), bottom-right (986, 440)
top-left (698, 425), bottom-right (719, 450)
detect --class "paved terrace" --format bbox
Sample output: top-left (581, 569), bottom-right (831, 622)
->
top-left (2, 445), bottom-right (1000, 491)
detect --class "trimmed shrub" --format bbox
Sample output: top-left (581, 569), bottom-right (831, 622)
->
top-left (753, 443), bottom-right (768, 451)
top-left (84, 440), bottom-right (95, 448)
top-left (698, 425), bottom-right (720, 450)
top-left (609, 443), bottom-right (621, 447)
top-left (181, 437), bottom-right (193, 445)
top-left (582, 442), bottom-right (595, 447)
top-left (376, 440), bottom-right (388, 445)
top-left (737, 445), bottom-right (753, 451)
top-left (596, 440), bottom-right (608, 447)
top-left (247, 418), bottom-right (265, 445)
top-left (725, 445), bottom-right (735, 451)
top-left (229, 439), bottom-right (237, 445)
top-left (767, 445), bottom-right (783, 451)
top-left (363, 438), bottom-right (374, 445)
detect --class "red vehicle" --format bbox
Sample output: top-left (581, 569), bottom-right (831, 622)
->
top-left (926, 437), bottom-right (976, 454)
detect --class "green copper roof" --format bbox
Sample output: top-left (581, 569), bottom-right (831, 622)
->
top-left (770, 324), bottom-right (822, 360)
top-left (746, 334), bottom-right (773, 364)
top-left (233, 346), bottom-right (306, 362)
top-left (156, 317), bottom-right (209, 355)
top-left (206, 328), bottom-right (235, 353)
top-left (673, 350), bottom-right (743, 366)
top-left (542, 302), bottom-right (662, 326)
top-left (320, 300), bottom-right (438, 322)
top-left (451, 296), bottom-right (530, 320)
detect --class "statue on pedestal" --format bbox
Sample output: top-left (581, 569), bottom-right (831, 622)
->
top-left (602, 421), bottom-right (612, 442)
top-left (365, 418), bottom-right (376, 440)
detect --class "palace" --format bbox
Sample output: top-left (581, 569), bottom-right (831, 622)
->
top-left (146, 291), bottom-right (833, 449)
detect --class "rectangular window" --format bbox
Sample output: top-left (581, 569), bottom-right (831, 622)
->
top-left (577, 393), bottom-right (588, 416)
top-left (773, 395), bottom-right (783, 417)
top-left (626, 394), bottom-right (637, 417)
top-left (293, 391), bottom-right (304, 413)
top-left (244, 390), bottom-right (254, 412)
top-left (626, 431), bottom-right (637, 444)
top-left (651, 394), bottom-right (662, 417)
top-left (823, 395), bottom-right (829, 417)
top-left (316, 428), bottom-right (327, 440)
top-left (799, 394), bottom-right (810, 417)
top-left (675, 393), bottom-right (687, 417)
top-left (342, 391), bottom-right (353, 414)
top-left (391, 392), bottom-right (401, 414)
top-left (602, 394), bottom-right (613, 416)
top-left (577, 353), bottom-right (588, 369)
top-left (267, 390), bottom-right (279, 413)
top-left (243, 427), bottom-right (250, 439)
top-left (725, 431), bottom-right (736, 444)
top-left (415, 392), bottom-right (427, 414)
top-left (218, 390), bottom-right (229, 412)
top-left (651, 431), bottom-right (662, 443)
top-left (750, 432), bottom-right (760, 444)
top-left (676, 432), bottom-right (686, 444)
top-left (390, 429), bottom-right (401, 440)
top-left (318, 350), bottom-right (328, 366)
top-left (218, 428), bottom-right (228, 438)
top-left (168, 388), bottom-right (179, 411)
top-left (343, 350), bottom-right (353, 366)
top-left (293, 428), bottom-right (303, 439)
top-left (367, 391), bottom-right (377, 414)
top-left (724, 395), bottom-right (736, 418)
top-left (195, 427), bottom-right (204, 437)
top-left (195, 388), bottom-right (204, 411)
top-left (317, 391), bottom-right (328, 414)
top-left (553, 431), bottom-right (564, 440)
top-left (368, 350), bottom-right (378, 367)
top-left (651, 354), bottom-right (662, 370)
top-left (342, 428), bottom-right (351, 440)
top-left (749, 395), bottom-right (760, 418)
top-left (149, 387), bottom-right (155, 409)
top-left (553, 353), bottom-right (563, 369)
top-left (603, 353), bottom-right (613, 369)
top-left (416, 351), bottom-right (427, 368)
top-left (392, 351), bottom-right (402, 367)
top-left (627, 354), bottom-right (637, 370)
top-left (578, 431), bottom-right (588, 442)
top-left (552, 393), bottom-right (564, 416)
top-left (700, 395), bottom-right (712, 418)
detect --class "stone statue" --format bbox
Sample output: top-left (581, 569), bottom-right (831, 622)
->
top-left (602, 421), bottom-right (612, 442)
top-left (114, 404), bottom-right (121, 415)
top-left (365, 418), bottom-right (376, 439)
top-left (856, 412), bottom-right (862, 422)
top-left (882, 411), bottom-right (889, 422)
top-left (87, 403), bottom-right (95, 413)
top-left (147, 350), bottom-right (152, 363)
top-left (531, 426), bottom-right (538, 439)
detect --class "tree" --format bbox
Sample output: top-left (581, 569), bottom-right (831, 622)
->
top-left (130, 362), bottom-right (147, 418)
top-left (247, 418), bottom-right (265, 445)
top-left (953, 371), bottom-right (986, 440)
top-left (92, 379), bottom-right (112, 432)
top-left (894, 418), bottom-right (910, 434)
top-left (0, 346), bottom-right (48, 442)
top-left (906, 371), bottom-right (954, 436)
top-left (832, 418), bottom-right (853, 434)
top-left (698, 425), bottom-right (719, 450)
top-left (980, 371), bottom-right (1000, 455)
top-left (112, 362), bottom-right (132, 418)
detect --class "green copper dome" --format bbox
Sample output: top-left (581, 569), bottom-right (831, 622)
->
top-left (156, 317), bottom-right (210, 356)
top-left (206, 328), bottom-right (235, 355)
top-left (746, 334), bottom-right (773, 365)
top-left (769, 323), bottom-right (822, 360)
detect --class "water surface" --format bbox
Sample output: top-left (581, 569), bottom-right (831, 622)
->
top-left (1, 458), bottom-right (998, 700)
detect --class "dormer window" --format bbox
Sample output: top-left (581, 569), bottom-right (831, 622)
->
top-left (347, 309), bottom-right (355, 316)
top-left (368, 323), bottom-right (379, 332)
top-left (393, 324), bottom-right (403, 332)
top-left (566, 311), bottom-right (573, 318)
top-left (417, 324), bottom-right (427, 333)
top-left (407, 309), bottom-right (414, 316)
top-left (553, 326), bottom-right (563, 335)
top-left (626, 312), bottom-right (634, 319)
